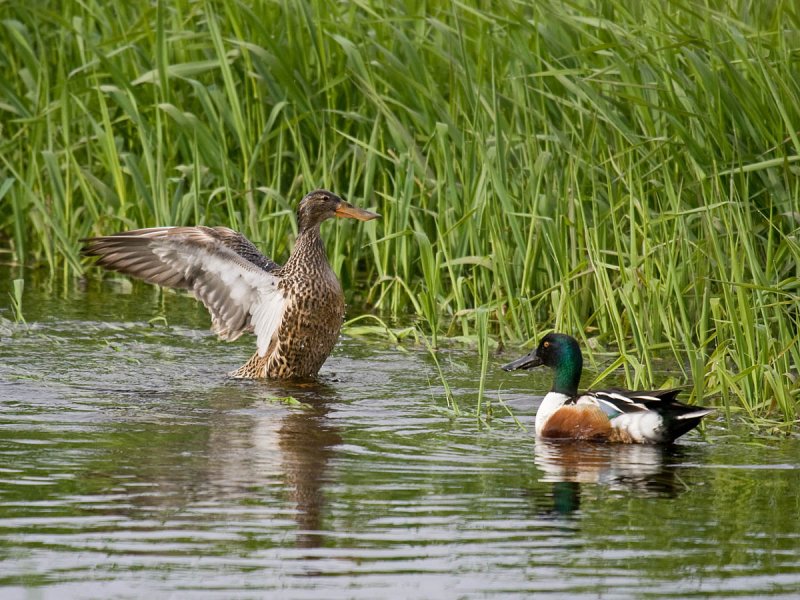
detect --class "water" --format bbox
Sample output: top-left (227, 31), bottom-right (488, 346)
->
top-left (1, 268), bottom-right (799, 598)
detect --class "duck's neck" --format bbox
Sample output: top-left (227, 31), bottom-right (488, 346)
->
top-left (285, 224), bottom-right (330, 273)
top-left (552, 359), bottom-right (581, 397)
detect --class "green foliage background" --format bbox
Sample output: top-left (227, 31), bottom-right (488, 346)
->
top-left (1, 0), bottom-right (798, 420)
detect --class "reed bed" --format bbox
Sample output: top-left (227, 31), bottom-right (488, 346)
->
top-left (1, 0), bottom-right (798, 423)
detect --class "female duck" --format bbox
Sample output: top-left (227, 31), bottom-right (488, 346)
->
top-left (502, 333), bottom-right (712, 443)
top-left (82, 190), bottom-right (379, 380)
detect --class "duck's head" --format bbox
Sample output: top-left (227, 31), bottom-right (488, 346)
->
top-left (296, 190), bottom-right (380, 233)
top-left (501, 332), bottom-right (583, 395)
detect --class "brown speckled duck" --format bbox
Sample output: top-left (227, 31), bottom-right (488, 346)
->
top-left (82, 190), bottom-right (380, 379)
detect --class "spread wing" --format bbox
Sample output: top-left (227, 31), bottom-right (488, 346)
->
top-left (82, 226), bottom-right (285, 356)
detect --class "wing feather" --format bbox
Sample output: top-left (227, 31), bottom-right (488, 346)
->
top-left (82, 226), bottom-right (286, 354)
top-left (589, 388), bottom-right (686, 415)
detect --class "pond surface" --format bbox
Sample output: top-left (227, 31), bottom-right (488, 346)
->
top-left (1, 268), bottom-right (799, 599)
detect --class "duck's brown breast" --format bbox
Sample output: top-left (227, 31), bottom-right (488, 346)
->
top-left (265, 268), bottom-right (344, 379)
top-left (540, 405), bottom-right (613, 441)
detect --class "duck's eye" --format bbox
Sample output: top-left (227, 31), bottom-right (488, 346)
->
top-left (543, 341), bottom-right (550, 348)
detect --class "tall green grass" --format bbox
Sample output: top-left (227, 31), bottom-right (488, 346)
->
top-left (1, 0), bottom-right (798, 423)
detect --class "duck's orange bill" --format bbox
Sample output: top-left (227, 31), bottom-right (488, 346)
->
top-left (335, 202), bottom-right (381, 221)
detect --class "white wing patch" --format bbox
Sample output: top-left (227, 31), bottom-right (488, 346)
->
top-left (148, 234), bottom-right (286, 352)
top-left (251, 287), bottom-right (287, 357)
top-left (591, 391), bottom-right (648, 412)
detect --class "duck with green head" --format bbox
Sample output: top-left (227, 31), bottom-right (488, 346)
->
top-left (502, 333), bottom-right (712, 444)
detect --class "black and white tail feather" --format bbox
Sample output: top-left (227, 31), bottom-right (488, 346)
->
top-left (587, 388), bottom-right (713, 443)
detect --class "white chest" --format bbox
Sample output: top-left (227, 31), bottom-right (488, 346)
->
top-left (534, 392), bottom-right (572, 436)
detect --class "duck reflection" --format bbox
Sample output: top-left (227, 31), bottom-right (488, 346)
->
top-left (186, 378), bottom-right (341, 549)
top-left (533, 440), bottom-right (687, 515)
top-left (275, 383), bottom-right (341, 549)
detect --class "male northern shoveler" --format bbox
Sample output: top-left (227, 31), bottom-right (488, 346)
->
top-left (82, 189), bottom-right (379, 379)
top-left (502, 333), bottom-right (713, 444)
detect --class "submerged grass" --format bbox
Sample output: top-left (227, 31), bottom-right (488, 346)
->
top-left (1, 0), bottom-right (798, 424)
top-left (8, 279), bottom-right (24, 324)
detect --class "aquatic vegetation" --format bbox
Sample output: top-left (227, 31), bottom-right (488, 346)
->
top-left (0, 1), bottom-right (798, 422)
top-left (8, 279), bottom-right (25, 325)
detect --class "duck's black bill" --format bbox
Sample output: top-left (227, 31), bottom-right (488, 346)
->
top-left (501, 351), bottom-right (542, 371)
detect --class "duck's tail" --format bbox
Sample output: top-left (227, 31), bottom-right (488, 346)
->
top-left (663, 407), bottom-right (715, 442)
